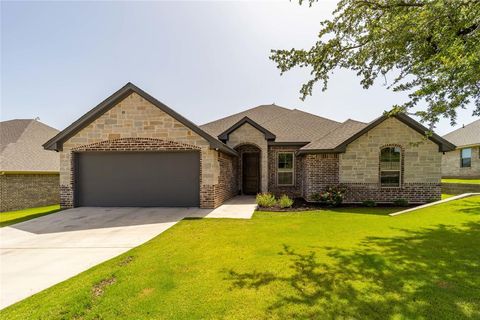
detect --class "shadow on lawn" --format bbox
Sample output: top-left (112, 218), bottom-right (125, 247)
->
top-left (226, 222), bottom-right (480, 319)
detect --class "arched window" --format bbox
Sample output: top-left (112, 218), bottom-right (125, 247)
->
top-left (380, 146), bottom-right (401, 187)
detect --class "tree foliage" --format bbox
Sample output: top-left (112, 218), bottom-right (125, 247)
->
top-left (270, 0), bottom-right (480, 128)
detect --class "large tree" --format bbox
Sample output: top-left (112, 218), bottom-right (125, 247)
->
top-left (270, 0), bottom-right (480, 129)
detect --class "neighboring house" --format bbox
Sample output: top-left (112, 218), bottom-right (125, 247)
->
top-left (0, 119), bottom-right (60, 212)
top-left (442, 119), bottom-right (480, 178)
top-left (44, 83), bottom-right (455, 209)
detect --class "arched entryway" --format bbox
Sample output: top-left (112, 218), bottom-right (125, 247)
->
top-left (235, 144), bottom-right (261, 195)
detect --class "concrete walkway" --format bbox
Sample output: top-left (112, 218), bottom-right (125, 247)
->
top-left (389, 193), bottom-right (480, 216)
top-left (0, 196), bottom-right (256, 309)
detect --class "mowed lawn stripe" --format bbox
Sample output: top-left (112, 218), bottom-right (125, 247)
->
top-left (1, 197), bottom-right (479, 319)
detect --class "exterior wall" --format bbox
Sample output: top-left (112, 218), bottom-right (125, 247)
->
top-left (337, 117), bottom-right (442, 203)
top-left (0, 173), bottom-right (59, 212)
top-left (442, 182), bottom-right (480, 195)
top-left (302, 154), bottom-right (339, 201)
top-left (268, 145), bottom-right (303, 198)
top-left (60, 92), bottom-right (224, 209)
top-left (213, 152), bottom-right (238, 207)
top-left (226, 123), bottom-right (268, 192)
top-left (442, 146), bottom-right (480, 178)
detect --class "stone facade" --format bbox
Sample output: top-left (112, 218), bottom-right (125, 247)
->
top-left (302, 153), bottom-right (339, 201)
top-left (442, 146), bottom-right (480, 178)
top-left (268, 145), bottom-right (304, 198)
top-left (338, 117), bottom-right (442, 203)
top-left (60, 92), bottom-right (230, 209)
top-left (225, 123), bottom-right (268, 192)
top-left (0, 174), bottom-right (59, 212)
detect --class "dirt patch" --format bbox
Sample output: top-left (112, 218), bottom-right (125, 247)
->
top-left (92, 276), bottom-right (116, 297)
top-left (138, 287), bottom-right (155, 298)
top-left (118, 255), bottom-right (134, 267)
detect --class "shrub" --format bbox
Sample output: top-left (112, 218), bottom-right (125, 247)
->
top-left (314, 185), bottom-right (346, 207)
top-left (393, 198), bottom-right (409, 207)
top-left (256, 193), bottom-right (277, 208)
top-left (362, 200), bottom-right (377, 207)
top-left (278, 194), bottom-right (294, 208)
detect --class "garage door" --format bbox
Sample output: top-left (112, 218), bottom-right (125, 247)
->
top-left (76, 151), bottom-right (200, 207)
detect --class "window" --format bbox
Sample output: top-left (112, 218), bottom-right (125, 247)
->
top-left (380, 147), bottom-right (401, 187)
top-left (461, 148), bottom-right (472, 168)
top-left (277, 152), bottom-right (294, 186)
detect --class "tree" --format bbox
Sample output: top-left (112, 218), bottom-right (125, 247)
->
top-left (270, 0), bottom-right (480, 129)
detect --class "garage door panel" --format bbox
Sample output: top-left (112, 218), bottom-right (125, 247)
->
top-left (76, 152), bottom-right (200, 207)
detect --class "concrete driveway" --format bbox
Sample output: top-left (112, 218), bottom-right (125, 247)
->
top-left (0, 206), bottom-right (202, 309)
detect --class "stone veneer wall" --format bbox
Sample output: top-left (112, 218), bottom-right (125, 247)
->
top-left (339, 117), bottom-right (442, 203)
top-left (60, 92), bottom-right (224, 209)
top-left (302, 154), bottom-right (339, 201)
top-left (268, 145), bottom-right (303, 198)
top-left (0, 173), bottom-right (59, 212)
top-left (442, 146), bottom-right (480, 178)
top-left (226, 123), bottom-right (268, 192)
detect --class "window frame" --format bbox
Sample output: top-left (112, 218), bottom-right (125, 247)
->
top-left (379, 146), bottom-right (402, 188)
top-left (460, 148), bottom-right (472, 168)
top-left (277, 152), bottom-right (295, 186)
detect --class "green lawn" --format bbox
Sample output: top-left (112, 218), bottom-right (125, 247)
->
top-left (2, 198), bottom-right (480, 319)
top-left (0, 205), bottom-right (61, 227)
top-left (442, 178), bottom-right (480, 184)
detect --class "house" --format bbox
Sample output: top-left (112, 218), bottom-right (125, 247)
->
top-left (442, 119), bottom-right (480, 178)
top-left (44, 83), bottom-right (455, 209)
top-left (1, 119), bottom-right (60, 212)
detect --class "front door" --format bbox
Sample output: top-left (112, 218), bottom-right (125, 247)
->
top-left (242, 153), bottom-right (260, 195)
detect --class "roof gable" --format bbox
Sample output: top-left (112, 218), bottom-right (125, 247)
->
top-left (43, 83), bottom-right (237, 156)
top-left (218, 117), bottom-right (276, 141)
top-left (299, 113), bottom-right (455, 154)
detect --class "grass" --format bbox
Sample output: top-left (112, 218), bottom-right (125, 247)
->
top-left (442, 178), bottom-right (480, 184)
top-left (2, 197), bottom-right (480, 319)
top-left (0, 204), bottom-right (61, 227)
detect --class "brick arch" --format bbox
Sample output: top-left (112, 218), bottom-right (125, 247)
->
top-left (378, 144), bottom-right (405, 187)
top-left (71, 137), bottom-right (201, 152)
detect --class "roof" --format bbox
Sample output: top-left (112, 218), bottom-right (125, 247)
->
top-left (43, 83), bottom-right (238, 157)
top-left (218, 117), bottom-right (276, 141)
top-left (1, 119), bottom-right (59, 172)
top-left (200, 105), bottom-right (341, 143)
top-left (298, 113), bottom-right (456, 154)
top-left (443, 119), bottom-right (480, 147)
top-left (300, 119), bottom-right (368, 151)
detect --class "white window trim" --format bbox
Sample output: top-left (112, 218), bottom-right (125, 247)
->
top-left (380, 147), bottom-right (401, 188)
top-left (277, 152), bottom-right (295, 186)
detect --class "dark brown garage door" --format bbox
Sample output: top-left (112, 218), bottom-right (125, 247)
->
top-left (76, 151), bottom-right (200, 207)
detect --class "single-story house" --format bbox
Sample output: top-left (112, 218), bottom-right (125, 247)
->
top-left (442, 119), bottom-right (480, 178)
top-left (44, 83), bottom-right (455, 209)
top-left (1, 119), bottom-right (60, 212)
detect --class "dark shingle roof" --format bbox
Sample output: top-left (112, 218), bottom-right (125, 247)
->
top-left (1, 119), bottom-right (59, 172)
top-left (200, 104), bottom-right (341, 143)
top-left (443, 119), bottom-right (480, 147)
top-left (300, 119), bottom-right (367, 151)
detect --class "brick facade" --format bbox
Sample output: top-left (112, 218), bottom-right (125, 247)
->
top-left (442, 146), bottom-right (480, 178)
top-left (0, 174), bottom-right (59, 212)
top-left (59, 92), bottom-right (227, 209)
top-left (302, 153), bottom-right (339, 201)
top-left (268, 145), bottom-right (304, 198)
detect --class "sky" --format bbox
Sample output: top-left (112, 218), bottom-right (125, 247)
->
top-left (1, 0), bottom-right (477, 135)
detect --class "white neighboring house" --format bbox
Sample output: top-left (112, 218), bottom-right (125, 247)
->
top-left (442, 119), bottom-right (480, 178)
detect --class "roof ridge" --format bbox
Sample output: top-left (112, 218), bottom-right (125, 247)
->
top-left (200, 104), bottom-right (291, 127)
top-left (291, 108), bottom-right (342, 124)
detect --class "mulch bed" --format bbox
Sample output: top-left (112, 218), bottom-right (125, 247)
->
top-left (257, 198), bottom-right (414, 212)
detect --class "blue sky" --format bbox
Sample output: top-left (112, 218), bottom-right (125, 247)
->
top-left (1, 1), bottom-right (476, 135)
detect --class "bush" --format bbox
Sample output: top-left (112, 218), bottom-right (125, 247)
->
top-left (278, 194), bottom-right (294, 208)
top-left (393, 198), bottom-right (409, 207)
top-left (312, 185), bottom-right (346, 207)
top-left (256, 193), bottom-right (277, 208)
top-left (362, 200), bottom-right (377, 207)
